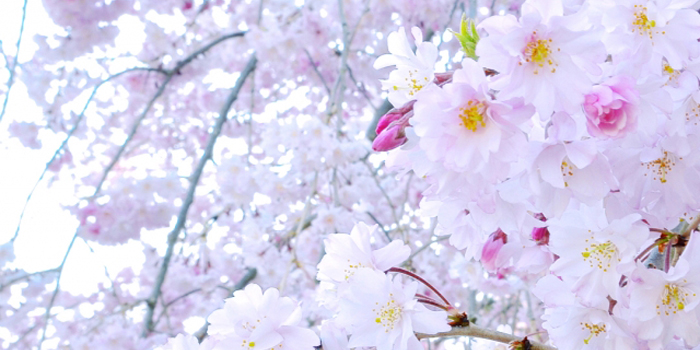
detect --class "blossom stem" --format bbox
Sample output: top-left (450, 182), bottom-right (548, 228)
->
top-left (634, 240), bottom-right (660, 262)
top-left (650, 228), bottom-right (672, 235)
top-left (664, 238), bottom-right (673, 273)
top-left (681, 214), bottom-right (700, 238)
top-left (417, 298), bottom-right (449, 310)
top-left (387, 267), bottom-right (452, 306)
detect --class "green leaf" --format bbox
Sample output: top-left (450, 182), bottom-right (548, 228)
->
top-left (450, 13), bottom-right (480, 60)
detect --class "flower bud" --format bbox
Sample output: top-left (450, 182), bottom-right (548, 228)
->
top-left (481, 229), bottom-right (507, 272)
top-left (531, 213), bottom-right (550, 245)
top-left (372, 123), bottom-right (408, 151)
top-left (373, 100), bottom-right (415, 152)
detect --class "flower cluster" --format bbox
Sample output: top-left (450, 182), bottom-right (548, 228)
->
top-left (371, 0), bottom-right (700, 348)
top-left (6, 0), bottom-right (700, 348)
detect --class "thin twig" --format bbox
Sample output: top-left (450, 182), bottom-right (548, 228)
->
top-left (8, 324), bottom-right (38, 350)
top-left (435, 0), bottom-right (463, 52)
top-left (407, 235), bottom-right (449, 261)
top-left (365, 211), bottom-right (392, 242)
top-left (142, 55), bottom-right (257, 336)
top-left (304, 48), bottom-right (331, 95)
top-left (326, 0), bottom-right (367, 126)
top-left (0, 0), bottom-right (28, 123)
top-left (155, 288), bottom-right (202, 325)
top-left (345, 62), bottom-right (377, 111)
top-left (363, 160), bottom-right (403, 236)
top-left (280, 172), bottom-right (318, 293)
top-left (38, 230), bottom-right (80, 348)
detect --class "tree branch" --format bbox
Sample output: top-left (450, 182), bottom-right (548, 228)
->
top-left (38, 230), bottom-right (80, 348)
top-left (416, 325), bottom-right (556, 350)
top-left (142, 54), bottom-right (258, 337)
top-left (0, 268), bottom-right (60, 293)
top-left (93, 31), bottom-right (246, 197)
top-left (0, 0), bottom-right (28, 123)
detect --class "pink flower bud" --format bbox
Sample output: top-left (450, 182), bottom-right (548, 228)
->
top-left (373, 100), bottom-right (415, 152)
top-left (375, 100), bottom-right (415, 135)
top-left (531, 213), bottom-right (549, 245)
top-left (481, 229), bottom-right (507, 272)
top-left (372, 123), bottom-right (407, 151)
top-left (583, 76), bottom-right (639, 139)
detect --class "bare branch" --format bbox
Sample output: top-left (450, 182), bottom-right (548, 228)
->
top-left (38, 230), bottom-right (80, 348)
top-left (0, 0), bottom-right (28, 123)
top-left (142, 54), bottom-right (258, 336)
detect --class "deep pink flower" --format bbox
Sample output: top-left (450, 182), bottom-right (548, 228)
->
top-left (583, 76), bottom-right (640, 139)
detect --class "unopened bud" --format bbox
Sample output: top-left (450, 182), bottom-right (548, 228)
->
top-left (481, 229), bottom-right (507, 272)
top-left (531, 213), bottom-right (549, 245)
top-left (373, 100), bottom-right (415, 152)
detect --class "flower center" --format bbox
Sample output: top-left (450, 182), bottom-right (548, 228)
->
top-left (392, 69), bottom-right (430, 97)
top-left (458, 100), bottom-right (487, 132)
top-left (344, 259), bottom-right (368, 280)
top-left (663, 62), bottom-right (682, 86)
top-left (241, 340), bottom-right (256, 348)
top-left (658, 281), bottom-right (696, 316)
top-left (632, 5), bottom-right (657, 39)
top-left (520, 32), bottom-right (558, 74)
top-left (643, 151), bottom-right (676, 184)
top-left (581, 239), bottom-right (619, 272)
top-left (685, 100), bottom-right (700, 126)
top-left (560, 160), bottom-right (575, 187)
top-left (580, 322), bottom-right (607, 345)
top-left (374, 297), bottom-right (402, 332)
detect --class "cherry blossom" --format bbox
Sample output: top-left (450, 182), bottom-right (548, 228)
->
top-left (5, 0), bottom-right (700, 348)
top-left (336, 269), bottom-right (450, 350)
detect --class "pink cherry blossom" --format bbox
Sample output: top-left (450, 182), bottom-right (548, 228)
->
top-left (583, 76), bottom-right (640, 139)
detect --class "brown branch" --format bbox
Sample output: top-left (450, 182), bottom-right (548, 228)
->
top-left (416, 325), bottom-right (557, 350)
top-left (142, 54), bottom-right (258, 337)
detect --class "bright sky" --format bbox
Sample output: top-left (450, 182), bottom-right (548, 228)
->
top-left (0, 0), bottom-right (142, 297)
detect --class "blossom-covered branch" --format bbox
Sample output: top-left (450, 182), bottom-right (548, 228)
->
top-left (142, 54), bottom-right (258, 336)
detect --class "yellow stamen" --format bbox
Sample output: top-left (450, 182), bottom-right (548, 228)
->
top-left (458, 100), bottom-right (487, 132)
